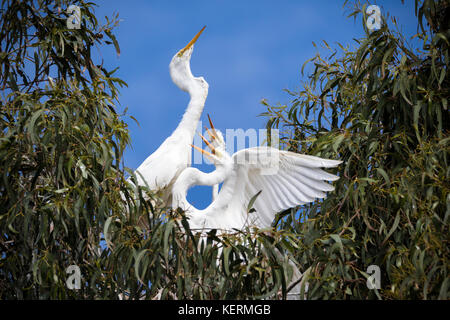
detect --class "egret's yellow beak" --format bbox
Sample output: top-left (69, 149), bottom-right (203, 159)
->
top-left (206, 114), bottom-right (218, 139)
top-left (177, 26), bottom-right (206, 57)
top-left (191, 144), bottom-right (214, 160)
top-left (198, 131), bottom-right (216, 154)
top-left (191, 114), bottom-right (224, 161)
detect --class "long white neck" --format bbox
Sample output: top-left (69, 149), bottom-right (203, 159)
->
top-left (172, 163), bottom-right (231, 212)
top-left (173, 93), bottom-right (207, 142)
top-left (168, 49), bottom-right (208, 143)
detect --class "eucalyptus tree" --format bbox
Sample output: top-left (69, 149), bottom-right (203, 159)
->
top-left (262, 0), bottom-right (449, 299)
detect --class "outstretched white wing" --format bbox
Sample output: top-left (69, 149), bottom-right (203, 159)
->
top-left (202, 147), bottom-right (341, 230)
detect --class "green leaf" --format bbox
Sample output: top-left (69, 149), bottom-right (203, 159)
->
top-left (376, 167), bottom-right (390, 186)
top-left (223, 246), bottom-right (232, 276)
top-left (103, 216), bottom-right (114, 248)
top-left (247, 190), bottom-right (262, 213)
top-left (134, 249), bottom-right (149, 285)
top-left (438, 276), bottom-right (448, 300)
top-left (383, 211), bottom-right (401, 245)
top-left (332, 134), bottom-right (345, 152)
top-left (163, 220), bottom-right (174, 263)
top-left (105, 30), bottom-right (120, 56)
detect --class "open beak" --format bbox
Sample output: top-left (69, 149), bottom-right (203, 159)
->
top-left (198, 131), bottom-right (216, 154)
top-left (191, 114), bottom-right (219, 159)
top-left (191, 144), bottom-right (215, 160)
top-left (177, 25), bottom-right (206, 57)
top-left (205, 114), bottom-right (219, 141)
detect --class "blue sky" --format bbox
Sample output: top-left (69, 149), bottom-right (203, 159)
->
top-left (93, 0), bottom-right (417, 209)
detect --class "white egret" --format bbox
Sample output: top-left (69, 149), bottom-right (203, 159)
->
top-left (172, 120), bottom-right (341, 299)
top-left (172, 123), bottom-right (342, 232)
top-left (131, 26), bottom-right (209, 203)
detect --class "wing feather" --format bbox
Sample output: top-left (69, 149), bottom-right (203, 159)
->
top-left (279, 172), bottom-right (317, 202)
top-left (246, 175), bottom-right (278, 226)
top-left (205, 147), bottom-right (341, 230)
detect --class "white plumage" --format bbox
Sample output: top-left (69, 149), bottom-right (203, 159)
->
top-left (131, 27), bottom-right (208, 203)
top-left (172, 129), bottom-right (341, 232)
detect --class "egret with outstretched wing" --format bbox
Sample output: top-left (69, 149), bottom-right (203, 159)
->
top-left (171, 118), bottom-right (341, 299)
top-left (172, 122), bottom-right (342, 232)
